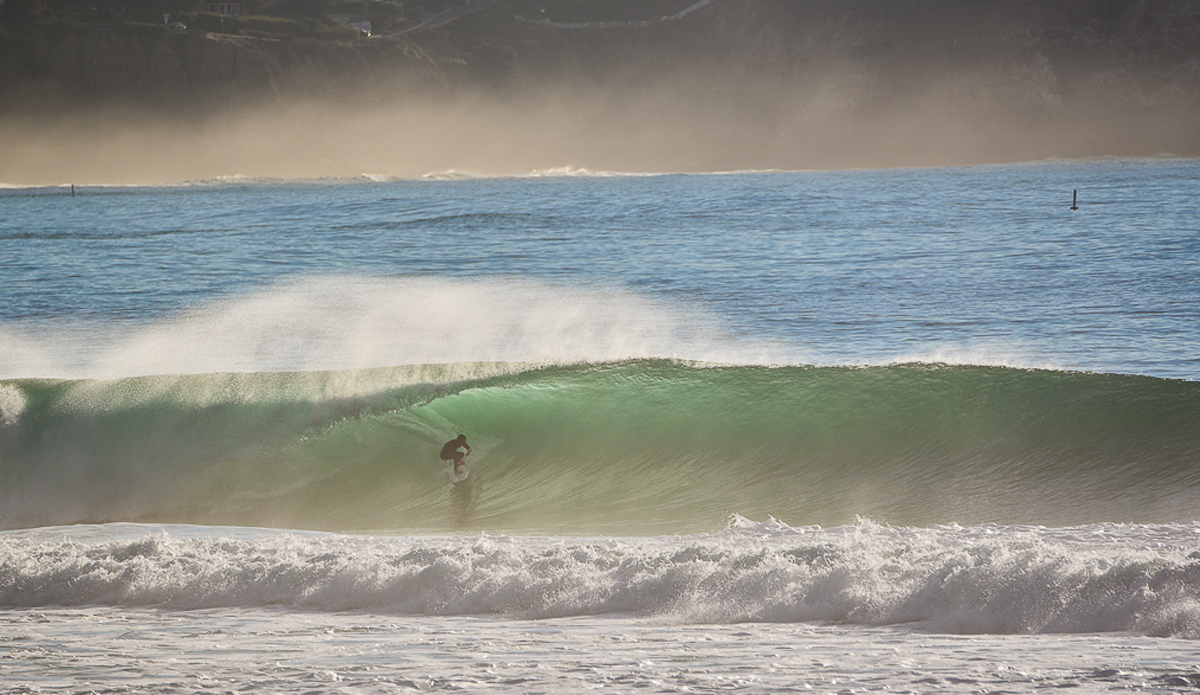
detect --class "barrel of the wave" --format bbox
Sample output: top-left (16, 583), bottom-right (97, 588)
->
top-left (4, 361), bottom-right (1198, 533)
top-left (410, 361), bottom-right (1200, 531)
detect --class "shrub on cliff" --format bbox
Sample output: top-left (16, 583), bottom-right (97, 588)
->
top-left (2, 0), bottom-right (44, 24)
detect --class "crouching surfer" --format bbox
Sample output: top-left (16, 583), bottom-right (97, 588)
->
top-left (440, 434), bottom-right (471, 477)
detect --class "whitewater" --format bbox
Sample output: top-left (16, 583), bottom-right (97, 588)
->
top-left (2, 159), bottom-right (1200, 693)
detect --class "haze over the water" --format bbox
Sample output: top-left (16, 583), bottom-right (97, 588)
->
top-left (0, 80), bottom-right (1185, 186)
top-left (2, 0), bottom-right (1197, 185)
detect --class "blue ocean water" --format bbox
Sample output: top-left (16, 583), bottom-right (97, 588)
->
top-left (2, 159), bottom-right (1200, 693)
top-left (3, 158), bottom-right (1198, 378)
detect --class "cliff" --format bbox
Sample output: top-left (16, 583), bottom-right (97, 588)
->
top-left (0, 23), bottom-right (451, 111)
top-left (4, 0), bottom-right (1199, 111)
top-left (2, 0), bottom-right (1199, 177)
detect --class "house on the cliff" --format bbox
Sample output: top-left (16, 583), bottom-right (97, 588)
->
top-left (206, 0), bottom-right (240, 16)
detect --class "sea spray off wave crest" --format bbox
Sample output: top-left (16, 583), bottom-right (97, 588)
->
top-left (0, 276), bottom-right (1059, 380)
top-left (2, 360), bottom-right (1198, 532)
top-left (3, 518), bottom-right (1200, 638)
top-left (0, 277), bottom-right (741, 379)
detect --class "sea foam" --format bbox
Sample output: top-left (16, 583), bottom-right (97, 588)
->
top-left (3, 519), bottom-right (1199, 639)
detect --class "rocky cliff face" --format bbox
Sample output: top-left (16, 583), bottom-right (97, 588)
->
top-left (5, 0), bottom-right (1199, 113)
top-left (0, 23), bottom-right (449, 111)
top-left (711, 0), bottom-right (1200, 108)
top-left (2, 0), bottom-right (1198, 172)
top-left (474, 0), bottom-right (1200, 161)
top-left (489, 0), bottom-right (1200, 112)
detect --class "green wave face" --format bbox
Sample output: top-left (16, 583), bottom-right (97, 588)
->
top-left (3, 361), bottom-right (1198, 534)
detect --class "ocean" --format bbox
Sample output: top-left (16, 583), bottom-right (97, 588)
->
top-left (2, 158), bottom-right (1199, 693)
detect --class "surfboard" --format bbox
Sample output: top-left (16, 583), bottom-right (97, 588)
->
top-left (449, 458), bottom-right (470, 484)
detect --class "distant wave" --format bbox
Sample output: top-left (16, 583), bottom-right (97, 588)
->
top-left (420, 167), bottom-right (669, 180)
top-left (4, 156), bottom-right (1195, 190)
top-left (3, 360), bottom-right (1197, 532)
top-left (2, 518), bottom-right (1199, 638)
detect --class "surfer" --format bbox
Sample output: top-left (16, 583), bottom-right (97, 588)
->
top-left (440, 434), bottom-right (471, 476)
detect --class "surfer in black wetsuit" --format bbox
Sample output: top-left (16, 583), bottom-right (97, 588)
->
top-left (440, 434), bottom-right (471, 476)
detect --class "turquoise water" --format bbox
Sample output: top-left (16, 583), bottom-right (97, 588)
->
top-left (4, 361), bottom-right (1199, 533)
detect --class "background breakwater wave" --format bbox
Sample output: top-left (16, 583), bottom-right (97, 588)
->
top-left (3, 361), bottom-right (1199, 533)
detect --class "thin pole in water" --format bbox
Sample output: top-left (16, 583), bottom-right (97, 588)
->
top-left (1070, 189), bottom-right (1078, 210)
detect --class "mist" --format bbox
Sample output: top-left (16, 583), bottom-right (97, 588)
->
top-left (1, 78), bottom-right (1188, 187)
top-left (2, 0), bottom-right (1198, 185)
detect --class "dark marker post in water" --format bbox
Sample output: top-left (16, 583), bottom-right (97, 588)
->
top-left (1070, 189), bottom-right (1078, 210)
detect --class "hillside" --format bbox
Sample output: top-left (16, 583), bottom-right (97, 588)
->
top-left (2, 0), bottom-right (1199, 178)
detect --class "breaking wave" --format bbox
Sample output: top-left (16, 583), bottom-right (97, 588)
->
top-left (2, 360), bottom-right (1198, 533)
top-left (2, 518), bottom-right (1199, 638)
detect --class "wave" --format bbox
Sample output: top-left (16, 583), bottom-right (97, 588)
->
top-left (2, 360), bottom-right (1198, 533)
top-left (0, 169), bottom-right (657, 191)
top-left (2, 518), bottom-right (1199, 638)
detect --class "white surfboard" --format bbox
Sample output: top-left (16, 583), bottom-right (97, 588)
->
top-left (448, 458), bottom-right (470, 483)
